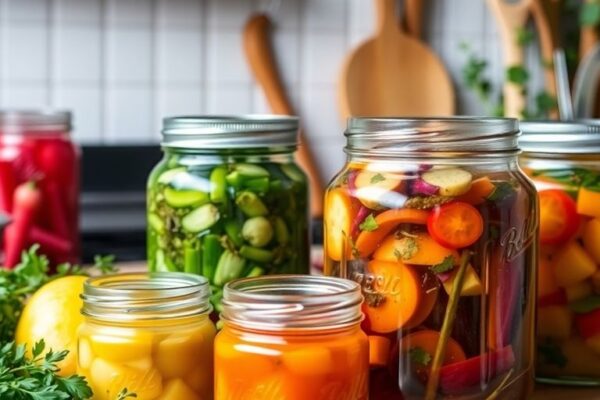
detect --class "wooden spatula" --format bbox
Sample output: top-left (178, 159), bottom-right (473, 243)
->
top-left (243, 14), bottom-right (324, 217)
top-left (339, 0), bottom-right (454, 119)
top-left (404, 0), bottom-right (424, 38)
top-left (487, 0), bottom-right (533, 118)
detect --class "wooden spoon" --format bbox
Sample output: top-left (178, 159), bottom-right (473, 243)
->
top-left (243, 14), bottom-right (324, 217)
top-left (487, 0), bottom-right (533, 118)
top-left (404, 0), bottom-right (424, 38)
top-left (339, 0), bottom-right (454, 119)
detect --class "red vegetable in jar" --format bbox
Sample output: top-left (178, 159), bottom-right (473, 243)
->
top-left (0, 111), bottom-right (79, 266)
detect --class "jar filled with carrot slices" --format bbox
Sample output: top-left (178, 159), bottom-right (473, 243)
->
top-left (0, 110), bottom-right (79, 266)
top-left (215, 275), bottom-right (369, 399)
top-left (520, 121), bottom-right (600, 385)
top-left (324, 117), bottom-right (538, 399)
top-left (78, 273), bottom-right (216, 400)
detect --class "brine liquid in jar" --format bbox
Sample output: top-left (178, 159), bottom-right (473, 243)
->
top-left (521, 121), bottom-right (600, 385)
top-left (78, 273), bottom-right (215, 400)
top-left (324, 117), bottom-right (537, 399)
top-left (215, 275), bottom-right (369, 400)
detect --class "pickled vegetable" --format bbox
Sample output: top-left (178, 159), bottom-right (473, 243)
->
top-left (147, 160), bottom-right (309, 311)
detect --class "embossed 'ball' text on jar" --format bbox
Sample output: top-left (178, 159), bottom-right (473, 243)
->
top-left (214, 275), bottom-right (369, 400)
top-left (520, 121), bottom-right (600, 386)
top-left (324, 117), bottom-right (538, 399)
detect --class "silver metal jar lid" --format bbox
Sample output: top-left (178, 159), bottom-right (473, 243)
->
top-left (161, 115), bottom-right (299, 149)
top-left (0, 109), bottom-right (71, 131)
top-left (520, 120), bottom-right (600, 154)
top-left (345, 117), bottom-right (520, 158)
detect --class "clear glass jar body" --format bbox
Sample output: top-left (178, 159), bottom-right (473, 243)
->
top-left (324, 118), bottom-right (537, 399)
top-left (0, 110), bottom-right (79, 265)
top-left (146, 148), bottom-right (310, 312)
top-left (77, 273), bottom-right (216, 400)
top-left (521, 153), bottom-right (600, 385)
top-left (215, 275), bottom-right (369, 400)
top-left (215, 325), bottom-right (368, 399)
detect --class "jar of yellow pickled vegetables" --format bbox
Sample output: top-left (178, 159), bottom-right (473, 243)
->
top-left (78, 272), bottom-right (215, 400)
top-left (520, 121), bottom-right (600, 385)
top-left (215, 275), bottom-right (369, 399)
top-left (324, 117), bottom-right (538, 399)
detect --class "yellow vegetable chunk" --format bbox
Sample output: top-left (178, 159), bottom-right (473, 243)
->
top-left (585, 335), bottom-right (600, 357)
top-left (125, 357), bottom-right (153, 371)
top-left (155, 323), bottom-right (215, 379)
top-left (583, 218), bottom-right (600, 264)
top-left (538, 258), bottom-right (559, 298)
top-left (565, 281), bottom-right (593, 303)
top-left (538, 338), bottom-right (600, 378)
top-left (89, 358), bottom-right (162, 400)
top-left (185, 366), bottom-right (212, 398)
top-left (537, 306), bottom-right (573, 340)
top-left (578, 187), bottom-right (600, 218)
top-left (159, 379), bottom-right (201, 400)
top-left (78, 338), bottom-right (93, 371)
top-left (552, 242), bottom-right (597, 287)
top-left (442, 264), bottom-right (483, 296)
top-left (89, 329), bottom-right (154, 363)
top-left (282, 347), bottom-right (333, 375)
top-left (373, 233), bottom-right (459, 266)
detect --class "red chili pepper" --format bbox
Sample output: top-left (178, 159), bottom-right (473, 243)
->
top-left (4, 181), bottom-right (41, 267)
top-left (29, 226), bottom-right (73, 255)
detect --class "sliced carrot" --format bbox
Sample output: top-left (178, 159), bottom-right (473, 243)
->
top-left (368, 335), bottom-right (391, 367)
top-left (401, 330), bottom-right (466, 368)
top-left (355, 209), bottom-right (430, 257)
top-left (363, 260), bottom-right (437, 333)
top-left (456, 176), bottom-right (495, 205)
top-left (324, 188), bottom-right (355, 261)
top-left (373, 233), bottom-right (459, 266)
top-left (578, 187), bottom-right (600, 218)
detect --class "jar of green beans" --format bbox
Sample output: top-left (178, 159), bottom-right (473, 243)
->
top-left (147, 115), bottom-right (310, 313)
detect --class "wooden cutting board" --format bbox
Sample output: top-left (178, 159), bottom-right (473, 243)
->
top-left (339, 0), bottom-right (454, 119)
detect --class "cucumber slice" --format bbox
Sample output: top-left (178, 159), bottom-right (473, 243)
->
top-left (234, 163), bottom-right (270, 178)
top-left (281, 164), bottom-right (305, 183)
top-left (148, 213), bottom-right (164, 234)
top-left (164, 187), bottom-right (209, 208)
top-left (182, 204), bottom-right (220, 233)
top-left (158, 167), bottom-right (186, 185)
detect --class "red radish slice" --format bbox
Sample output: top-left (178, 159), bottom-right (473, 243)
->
top-left (412, 178), bottom-right (439, 196)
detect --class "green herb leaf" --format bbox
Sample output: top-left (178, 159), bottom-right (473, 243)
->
top-left (532, 168), bottom-right (600, 192)
top-left (409, 347), bottom-right (432, 366)
top-left (516, 27), bottom-right (534, 46)
top-left (430, 255), bottom-right (455, 274)
top-left (506, 65), bottom-right (529, 85)
top-left (370, 173), bottom-right (386, 184)
top-left (393, 237), bottom-right (419, 261)
top-left (359, 214), bottom-right (379, 232)
top-left (538, 339), bottom-right (567, 368)
top-left (534, 91), bottom-right (558, 118)
top-left (116, 388), bottom-right (138, 399)
top-left (487, 181), bottom-right (516, 202)
top-left (581, 1), bottom-right (600, 26)
top-left (570, 296), bottom-right (600, 314)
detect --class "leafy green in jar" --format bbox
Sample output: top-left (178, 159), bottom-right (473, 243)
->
top-left (430, 255), bottom-right (455, 275)
top-left (532, 168), bottom-right (600, 192)
top-left (538, 339), bottom-right (568, 368)
top-left (486, 181), bottom-right (517, 202)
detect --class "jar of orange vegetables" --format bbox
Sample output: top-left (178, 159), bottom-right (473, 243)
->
top-left (324, 117), bottom-right (537, 399)
top-left (78, 273), bottom-right (215, 399)
top-left (521, 121), bottom-right (600, 385)
top-left (215, 275), bottom-right (369, 399)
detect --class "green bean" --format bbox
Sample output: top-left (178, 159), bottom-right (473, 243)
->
top-left (202, 235), bottom-right (222, 281)
top-left (210, 166), bottom-right (227, 203)
top-left (239, 246), bottom-right (274, 263)
top-left (184, 243), bottom-right (202, 274)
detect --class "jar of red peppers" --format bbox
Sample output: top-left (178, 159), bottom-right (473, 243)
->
top-left (324, 118), bottom-right (537, 399)
top-left (0, 110), bottom-right (79, 266)
top-left (520, 121), bottom-right (600, 385)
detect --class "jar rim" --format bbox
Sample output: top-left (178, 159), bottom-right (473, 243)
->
top-left (520, 120), bottom-right (600, 154)
top-left (345, 117), bottom-right (520, 158)
top-left (81, 272), bottom-right (212, 322)
top-left (161, 114), bottom-right (299, 150)
top-left (0, 109), bottom-right (71, 132)
top-left (221, 275), bottom-right (363, 332)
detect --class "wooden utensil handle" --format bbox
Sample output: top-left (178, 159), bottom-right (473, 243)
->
top-left (487, 0), bottom-right (533, 118)
top-left (531, 0), bottom-right (557, 115)
top-left (404, 0), bottom-right (424, 38)
top-left (375, 0), bottom-right (399, 35)
top-left (243, 14), bottom-right (324, 217)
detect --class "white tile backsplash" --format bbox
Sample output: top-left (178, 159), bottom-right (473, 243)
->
top-left (0, 0), bottom-right (546, 181)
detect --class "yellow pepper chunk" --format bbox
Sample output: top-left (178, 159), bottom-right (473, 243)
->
top-left (89, 358), bottom-right (162, 400)
top-left (578, 187), bottom-right (600, 218)
top-left (159, 379), bottom-right (201, 400)
top-left (552, 242), bottom-right (597, 287)
top-left (89, 329), bottom-right (154, 363)
top-left (442, 264), bottom-right (483, 296)
top-left (155, 330), bottom-right (207, 379)
top-left (537, 306), bottom-right (572, 340)
top-left (583, 218), bottom-right (600, 264)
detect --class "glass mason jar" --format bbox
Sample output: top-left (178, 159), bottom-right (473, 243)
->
top-left (324, 118), bottom-right (537, 399)
top-left (0, 110), bottom-right (79, 266)
top-left (147, 115), bottom-right (310, 313)
top-left (215, 275), bottom-right (369, 399)
top-left (520, 121), bottom-right (600, 385)
top-left (78, 272), bottom-right (215, 400)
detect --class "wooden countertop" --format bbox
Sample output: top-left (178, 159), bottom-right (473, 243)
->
top-left (117, 262), bottom-right (600, 398)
